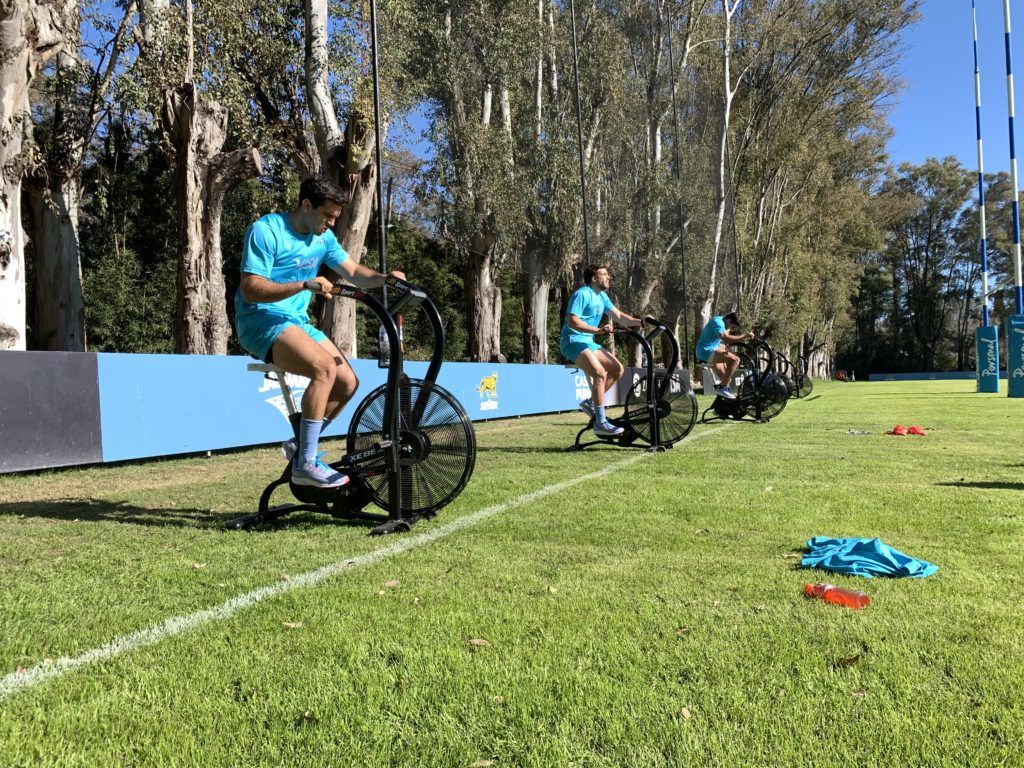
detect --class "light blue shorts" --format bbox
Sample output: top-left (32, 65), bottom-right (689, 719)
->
top-left (236, 311), bottom-right (326, 363)
top-left (561, 338), bottom-right (603, 362)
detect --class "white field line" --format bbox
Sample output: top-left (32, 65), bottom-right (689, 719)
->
top-left (0, 425), bottom-right (729, 701)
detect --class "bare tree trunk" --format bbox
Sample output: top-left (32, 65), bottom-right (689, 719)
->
top-left (305, 0), bottom-right (377, 357)
top-left (700, 0), bottom-right (738, 331)
top-left (162, 85), bottom-right (262, 354)
top-left (521, 248), bottom-right (550, 364)
top-left (317, 113), bottom-right (378, 358)
top-left (466, 239), bottom-right (502, 362)
top-left (0, 0), bottom-right (68, 349)
top-left (26, 179), bottom-right (85, 349)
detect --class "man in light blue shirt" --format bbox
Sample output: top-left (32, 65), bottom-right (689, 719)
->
top-left (560, 265), bottom-right (644, 437)
top-left (695, 310), bottom-right (752, 400)
top-left (236, 176), bottom-right (405, 488)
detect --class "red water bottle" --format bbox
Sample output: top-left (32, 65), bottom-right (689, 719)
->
top-left (803, 583), bottom-right (870, 610)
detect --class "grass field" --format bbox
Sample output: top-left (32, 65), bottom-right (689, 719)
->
top-left (1, 380), bottom-right (1022, 767)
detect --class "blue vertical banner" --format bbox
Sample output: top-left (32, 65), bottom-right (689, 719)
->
top-left (976, 325), bottom-right (1000, 392)
top-left (1007, 315), bottom-right (1024, 397)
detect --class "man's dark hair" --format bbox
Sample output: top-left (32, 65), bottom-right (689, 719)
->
top-left (723, 311), bottom-right (741, 327)
top-left (298, 175), bottom-right (349, 208)
top-left (583, 264), bottom-right (607, 285)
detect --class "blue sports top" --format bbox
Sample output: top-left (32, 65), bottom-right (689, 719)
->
top-left (696, 315), bottom-right (727, 361)
top-left (234, 212), bottom-right (349, 321)
top-left (560, 285), bottom-right (616, 345)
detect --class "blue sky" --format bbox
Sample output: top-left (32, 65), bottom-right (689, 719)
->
top-left (887, 0), bottom-right (1024, 171)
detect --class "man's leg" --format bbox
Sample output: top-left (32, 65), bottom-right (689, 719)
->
top-left (574, 349), bottom-right (623, 435)
top-left (596, 348), bottom-right (624, 398)
top-left (316, 338), bottom-right (359, 422)
top-left (269, 326), bottom-right (347, 486)
top-left (710, 346), bottom-right (739, 398)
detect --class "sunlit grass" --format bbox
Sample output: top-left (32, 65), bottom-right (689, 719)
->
top-left (1, 380), bottom-right (1022, 766)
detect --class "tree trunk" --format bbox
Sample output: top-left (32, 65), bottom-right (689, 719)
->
top-left (700, 0), bottom-right (738, 330)
top-left (316, 112), bottom-right (378, 358)
top-left (0, 0), bottom-right (68, 350)
top-left (305, 0), bottom-right (377, 357)
top-left (162, 84), bottom-right (262, 354)
top-left (26, 179), bottom-right (85, 350)
top-left (466, 240), bottom-right (502, 362)
top-left (521, 254), bottom-right (550, 364)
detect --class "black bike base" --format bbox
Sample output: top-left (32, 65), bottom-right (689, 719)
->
top-left (566, 413), bottom-right (675, 452)
top-left (699, 395), bottom-right (769, 424)
top-left (225, 463), bottom-right (427, 534)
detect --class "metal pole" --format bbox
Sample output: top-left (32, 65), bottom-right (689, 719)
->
top-left (370, 0), bottom-right (388, 300)
top-left (974, 0), bottom-right (990, 327)
top-left (569, 0), bottom-right (592, 263)
top-left (666, 14), bottom-right (691, 364)
top-left (1002, 0), bottom-right (1024, 312)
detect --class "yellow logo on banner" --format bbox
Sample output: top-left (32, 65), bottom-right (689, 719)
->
top-left (476, 372), bottom-right (499, 411)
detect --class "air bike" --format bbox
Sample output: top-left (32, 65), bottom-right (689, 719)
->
top-left (567, 317), bottom-right (697, 452)
top-left (226, 276), bottom-right (476, 535)
top-left (774, 349), bottom-right (813, 399)
top-left (700, 335), bottom-right (790, 424)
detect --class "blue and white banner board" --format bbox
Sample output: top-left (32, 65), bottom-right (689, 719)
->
top-left (86, 354), bottom-right (586, 467)
top-left (1007, 315), bottom-right (1024, 397)
top-left (976, 325), bottom-right (1001, 393)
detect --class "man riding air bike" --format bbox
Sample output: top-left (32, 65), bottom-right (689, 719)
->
top-left (560, 265), bottom-right (645, 437)
top-left (234, 175), bottom-right (407, 489)
top-left (696, 310), bottom-right (754, 400)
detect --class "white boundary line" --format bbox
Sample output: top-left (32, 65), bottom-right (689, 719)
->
top-left (1, 425), bottom-right (729, 701)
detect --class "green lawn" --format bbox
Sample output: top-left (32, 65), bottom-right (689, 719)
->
top-left (1, 380), bottom-right (1022, 767)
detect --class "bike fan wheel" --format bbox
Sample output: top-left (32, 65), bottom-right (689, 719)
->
top-left (796, 375), bottom-right (813, 398)
top-left (347, 378), bottom-right (476, 516)
top-left (623, 372), bottom-right (697, 446)
top-left (739, 371), bottom-right (790, 420)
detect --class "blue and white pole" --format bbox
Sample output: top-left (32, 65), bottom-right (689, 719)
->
top-left (1003, 0), bottom-right (1024, 395)
top-left (976, 0), bottom-right (1000, 392)
top-left (975, 0), bottom-right (990, 327)
top-left (1003, 0), bottom-right (1024, 312)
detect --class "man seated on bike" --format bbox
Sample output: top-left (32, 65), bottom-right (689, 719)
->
top-left (696, 310), bottom-right (753, 400)
top-left (235, 175), bottom-right (405, 488)
top-left (560, 264), bottom-right (644, 437)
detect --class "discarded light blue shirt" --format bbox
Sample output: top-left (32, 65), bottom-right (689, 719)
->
top-left (801, 536), bottom-right (939, 578)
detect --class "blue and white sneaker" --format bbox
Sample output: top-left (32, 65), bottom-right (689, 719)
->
top-left (594, 421), bottom-right (625, 437)
top-left (292, 453), bottom-right (349, 488)
top-left (714, 385), bottom-right (737, 401)
top-left (281, 437), bottom-right (298, 460)
top-left (579, 398), bottom-right (596, 418)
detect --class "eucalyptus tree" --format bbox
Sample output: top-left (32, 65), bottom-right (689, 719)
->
top-left (25, 0), bottom-right (135, 351)
top-left (516, 0), bottom-right (621, 363)
top-left (411, 0), bottom-right (534, 362)
top-left (135, 0), bottom-right (262, 354)
top-left (0, 0), bottom-right (71, 350)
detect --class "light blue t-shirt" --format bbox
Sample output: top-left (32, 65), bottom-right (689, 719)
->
top-left (234, 212), bottom-right (349, 322)
top-left (560, 285), bottom-right (616, 344)
top-left (696, 316), bottom-right (727, 361)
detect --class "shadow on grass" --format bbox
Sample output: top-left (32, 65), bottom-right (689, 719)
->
top-left (0, 498), bottom-right (226, 528)
top-left (0, 498), bottom-right (385, 531)
top-left (936, 480), bottom-right (1024, 491)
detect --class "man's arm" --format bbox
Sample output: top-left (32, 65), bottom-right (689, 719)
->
top-left (609, 306), bottom-right (644, 329)
top-left (240, 273), bottom-right (336, 303)
top-left (567, 314), bottom-right (614, 335)
top-left (720, 328), bottom-right (754, 344)
top-left (332, 259), bottom-right (405, 289)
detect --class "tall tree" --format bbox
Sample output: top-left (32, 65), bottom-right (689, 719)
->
top-left (137, 0), bottom-right (262, 354)
top-left (0, 0), bottom-right (70, 350)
